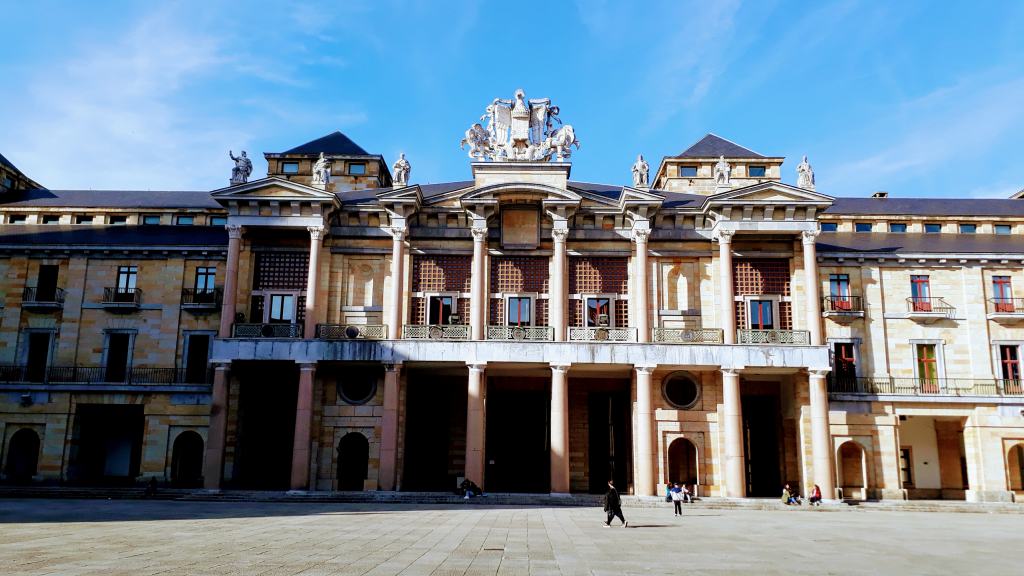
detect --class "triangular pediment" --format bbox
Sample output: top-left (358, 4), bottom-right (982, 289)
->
top-left (705, 182), bottom-right (833, 205)
top-left (210, 177), bottom-right (338, 203)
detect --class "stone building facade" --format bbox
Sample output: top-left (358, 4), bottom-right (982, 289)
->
top-left (1, 130), bottom-right (1023, 503)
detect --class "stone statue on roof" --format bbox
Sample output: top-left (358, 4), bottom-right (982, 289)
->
top-left (311, 152), bottom-right (331, 186)
top-left (392, 153), bottom-right (411, 186)
top-left (229, 150), bottom-right (252, 185)
top-left (631, 154), bottom-right (650, 188)
top-left (714, 155), bottom-right (731, 186)
top-left (796, 155), bottom-right (815, 191)
top-left (467, 88), bottom-right (580, 162)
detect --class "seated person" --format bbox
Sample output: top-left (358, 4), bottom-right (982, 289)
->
top-left (781, 483), bottom-right (801, 505)
top-left (460, 479), bottom-right (483, 499)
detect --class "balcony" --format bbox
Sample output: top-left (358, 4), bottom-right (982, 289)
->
top-left (317, 324), bottom-right (388, 340)
top-left (21, 287), bottom-right (66, 311)
top-left (0, 365), bottom-right (213, 386)
top-left (232, 323), bottom-right (303, 338)
top-left (486, 325), bottom-right (554, 341)
top-left (101, 287), bottom-right (142, 310)
top-left (829, 376), bottom-right (1024, 397)
top-left (567, 327), bottom-right (637, 342)
top-left (651, 328), bottom-right (724, 344)
top-left (905, 297), bottom-right (955, 323)
top-left (987, 298), bottom-right (1024, 323)
top-left (402, 324), bottom-right (471, 340)
top-left (181, 288), bottom-right (222, 311)
top-left (821, 295), bottom-right (864, 321)
top-left (737, 329), bottom-right (811, 345)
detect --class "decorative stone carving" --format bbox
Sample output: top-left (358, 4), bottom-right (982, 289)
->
top-left (714, 156), bottom-right (731, 186)
top-left (631, 154), bottom-right (650, 188)
top-left (470, 227), bottom-right (488, 241)
top-left (463, 88), bottom-right (580, 162)
top-left (307, 225), bottom-right (325, 241)
top-left (311, 152), bottom-right (331, 186)
top-left (797, 155), bottom-right (816, 191)
top-left (229, 150), bottom-right (252, 185)
top-left (385, 226), bottom-right (407, 241)
top-left (226, 224), bottom-right (243, 239)
top-left (802, 229), bottom-right (821, 245)
top-left (713, 228), bottom-right (735, 243)
top-left (632, 227), bottom-right (651, 243)
top-left (392, 153), bottom-right (411, 186)
top-left (551, 227), bottom-right (570, 242)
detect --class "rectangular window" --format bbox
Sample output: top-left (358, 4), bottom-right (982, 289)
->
top-left (74, 215), bottom-right (93, 224)
top-left (209, 216), bottom-right (227, 226)
top-left (993, 276), bottom-right (1014, 312)
top-left (821, 222), bottom-right (838, 232)
top-left (36, 264), bottom-right (59, 302)
top-left (142, 215), bottom-right (161, 225)
top-left (748, 165), bottom-right (766, 177)
top-left (348, 163), bottom-right (366, 175)
top-left (899, 448), bottom-right (914, 487)
top-left (41, 215), bottom-right (60, 224)
top-left (915, 343), bottom-right (939, 392)
top-left (995, 224), bottom-right (1012, 235)
top-left (427, 295), bottom-right (455, 325)
top-left (828, 274), bottom-right (851, 310)
top-left (833, 342), bottom-right (857, 385)
top-left (748, 300), bottom-right (775, 329)
top-left (2, 176), bottom-right (12, 189)
top-left (175, 215), bottom-right (194, 225)
top-left (8, 214), bottom-right (26, 224)
top-left (195, 267), bottom-right (216, 292)
top-left (924, 223), bottom-right (942, 233)
top-left (679, 166), bottom-right (698, 177)
top-left (855, 222), bottom-right (872, 233)
top-left (109, 215), bottom-right (128, 225)
top-left (116, 266), bottom-right (138, 293)
top-left (268, 294), bottom-right (296, 323)
top-left (25, 332), bottom-right (52, 383)
top-left (104, 333), bottom-right (132, 383)
top-left (889, 223), bottom-right (907, 233)
top-left (1000, 345), bottom-right (1021, 382)
top-left (586, 297), bottom-right (612, 327)
top-left (910, 275), bottom-right (931, 311)
top-left (184, 334), bottom-right (211, 384)
top-left (507, 297), bottom-right (533, 326)
top-left (959, 223), bottom-right (976, 234)
top-left (282, 161), bottom-right (299, 174)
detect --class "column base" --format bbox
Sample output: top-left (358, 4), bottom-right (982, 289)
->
top-left (876, 489), bottom-right (909, 500)
top-left (286, 489), bottom-right (308, 495)
top-left (548, 492), bottom-right (573, 498)
top-left (965, 489), bottom-right (1015, 503)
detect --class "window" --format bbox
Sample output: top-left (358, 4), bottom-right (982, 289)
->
top-left (828, 274), bottom-right (851, 310)
top-left (995, 224), bottom-right (1012, 235)
top-left (8, 214), bottom-right (26, 224)
top-left (662, 372), bottom-right (701, 409)
top-left (25, 332), bottom-right (52, 382)
top-left (832, 342), bottom-right (857, 386)
top-left (855, 222), bottom-right (873, 233)
top-left (195, 267), bottom-right (216, 292)
top-left (993, 276), bottom-right (1014, 312)
top-left (116, 266), bottom-right (138, 301)
top-left (899, 448), bottom-right (914, 487)
top-left (959, 223), bottom-right (976, 234)
top-left (282, 161), bottom-right (299, 174)
top-left (184, 334), bottom-right (211, 384)
top-left (41, 215), bottom-right (60, 224)
top-left (2, 176), bottom-right (12, 189)
top-left (1000, 345), bottom-right (1021, 382)
top-left (749, 300), bottom-right (775, 329)
top-left (821, 222), bottom-right (838, 232)
top-left (915, 343), bottom-right (939, 392)
top-left (748, 165), bottom-right (766, 177)
top-left (175, 215), bottom-right (194, 226)
top-left (142, 214), bottom-right (161, 225)
top-left (679, 165), bottom-right (698, 177)
top-left (888, 223), bottom-right (907, 233)
top-left (427, 294), bottom-right (455, 325)
top-left (74, 215), bottom-right (93, 225)
top-left (348, 162), bottom-right (366, 175)
top-left (104, 332), bottom-right (132, 383)
top-left (109, 215), bottom-right (128, 225)
top-left (910, 275), bottom-right (931, 311)
top-left (267, 294), bottom-right (296, 323)
top-left (585, 297), bottom-right (612, 327)
top-left (36, 264), bottom-right (59, 302)
top-left (924, 223), bottom-right (942, 233)
top-left (209, 216), bottom-right (227, 226)
top-left (507, 296), bottom-right (532, 326)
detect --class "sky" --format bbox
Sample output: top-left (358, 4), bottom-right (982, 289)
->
top-left (0, 0), bottom-right (1022, 199)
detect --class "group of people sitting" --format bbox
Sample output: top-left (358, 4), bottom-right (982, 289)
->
top-left (782, 483), bottom-right (823, 506)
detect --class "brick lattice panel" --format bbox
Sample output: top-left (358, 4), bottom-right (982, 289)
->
top-left (490, 256), bottom-right (550, 293)
top-left (733, 259), bottom-right (791, 296)
top-left (253, 251), bottom-right (310, 290)
top-left (412, 297), bottom-right (425, 325)
top-left (778, 301), bottom-right (793, 330)
top-left (570, 300), bottom-right (583, 327)
top-left (489, 298), bottom-right (504, 325)
top-left (615, 299), bottom-right (629, 328)
top-left (569, 257), bottom-right (628, 294)
top-left (412, 255), bottom-right (471, 292)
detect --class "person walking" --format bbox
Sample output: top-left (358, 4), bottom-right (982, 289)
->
top-left (670, 482), bottom-right (684, 516)
top-left (603, 480), bottom-right (627, 528)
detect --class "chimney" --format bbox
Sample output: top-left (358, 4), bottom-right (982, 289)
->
top-left (872, 191), bottom-right (888, 198)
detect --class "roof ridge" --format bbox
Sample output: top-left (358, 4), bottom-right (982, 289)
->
top-left (704, 132), bottom-right (766, 157)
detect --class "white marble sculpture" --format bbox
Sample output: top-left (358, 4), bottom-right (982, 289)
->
top-left (714, 155), bottom-right (731, 186)
top-left (463, 88), bottom-right (580, 162)
top-left (796, 155), bottom-right (815, 191)
top-left (392, 153), bottom-right (411, 186)
top-left (631, 154), bottom-right (650, 188)
top-left (229, 150), bottom-right (252, 185)
top-left (311, 152), bottom-right (331, 185)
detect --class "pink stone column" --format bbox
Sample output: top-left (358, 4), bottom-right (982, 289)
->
top-left (303, 226), bottom-right (324, 339)
top-left (378, 363), bottom-right (402, 491)
top-left (470, 227), bottom-right (487, 340)
top-left (716, 230), bottom-right (736, 344)
top-left (809, 370), bottom-right (836, 499)
top-left (465, 362), bottom-right (486, 486)
top-left (290, 363), bottom-right (316, 490)
top-left (549, 363), bottom-right (570, 494)
top-left (203, 363), bottom-right (230, 489)
top-left (634, 365), bottom-right (656, 496)
top-left (550, 228), bottom-right (568, 341)
top-left (387, 226), bottom-right (406, 339)
top-left (633, 228), bottom-right (651, 343)
top-left (802, 230), bottom-right (823, 346)
top-left (218, 225), bottom-right (242, 337)
top-left (722, 368), bottom-right (745, 497)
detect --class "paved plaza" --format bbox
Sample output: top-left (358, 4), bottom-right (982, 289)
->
top-left (0, 499), bottom-right (1020, 575)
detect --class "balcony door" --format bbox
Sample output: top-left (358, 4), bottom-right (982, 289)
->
top-left (36, 265), bottom-right (59, 302)
top-left (267, 294), bottom-right (296, 324)
top-left (1000, 345), bottom-right (1022, 394)
top-left (829, 274), bottom-right (851, 311)
top-left (184, 334), bottom-right (211, 384)
top-left (911, 275), bottom-right (931, 312)
top-left (25, 332), bottom-right (52, 382)
top-left (915, 343), bottom-right (939, 393)
top-left (104, 333), bottom-right (132, 383)
top-left (832, 342), bottom-right (857, 387)
top-left (748, 300), bottom-right (775, 330)
top-left (115, 266), bottom-right (138, 303)
top-left (427, 295), bottom-right (455, 325)
top-left (507, 296), bottom-right (533, 327)
top-left (993, 276), bottom-right (1014, 312)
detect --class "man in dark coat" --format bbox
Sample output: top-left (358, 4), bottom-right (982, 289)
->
top-left (603, 480), bottom-right (627, 527)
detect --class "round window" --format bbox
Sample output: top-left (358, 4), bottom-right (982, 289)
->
top-left (338, 371), bottom-right (378, 405)
top-left (662, 372), bottom-right (700, 409)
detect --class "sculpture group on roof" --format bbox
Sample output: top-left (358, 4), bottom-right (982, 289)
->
top-left (461, 88), bottom-right (580, 162)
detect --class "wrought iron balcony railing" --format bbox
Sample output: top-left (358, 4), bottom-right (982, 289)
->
top-left (317, 324), bottom-right (387, 340)
top-left (906, 296), bottom-right (955, 315)
top-left (402, 324), bottom-right (471, 340)
top-left (828, 376), bottom-right (1024, 397)
top-left (737, 329), bottom-right (811, 345)
top-left (0, 365), bottom-right (213, 385)
top-left (181, 288), bottom-right (222, 308)
top-left (102, 287), bottom-right (142, 306)
top-left (567, 327), bottom-right (637, 342)
top-left (22, 286), bottom-right (66, 309)
top-left (822, 295), bottom-right (863, 313)
top-left (486, 325), bottom-right (554, 341)
top-left (231, 323), bottom-right (304, 338)
top-left (987, 297), bottom-right (1024, 315)
top-left (651, 328), bottom-right (724, 344)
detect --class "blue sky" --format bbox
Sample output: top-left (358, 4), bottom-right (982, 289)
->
top-left (1, 1), bottom-right (1022, 198)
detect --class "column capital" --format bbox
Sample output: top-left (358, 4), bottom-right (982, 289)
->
top-left (720, 367), bottom-right (741, 376)
top-left (298, 363), bottom-right (317, 373)
top-left (551, 227), bottom-right (569, 242)
top-left (212, 362), bottom-right (231, 371)
top-left (808, 368), bottom-right (831, 378)
top-left (384, 362), bottom-right (403, 373)
top-left (466, 361), bottom-right (487, 371)
top-left (549, 362), bottom-right (571, 373)
top-left (802, 229), bottom-right (821, 245)
top-left (713, 228), bottom-right (735, 244)
top-left (631, 228), bottom-right (651, 243)
top-left (226, 224), bottom-right (243, 239)
top-left (307, 225), bottom-right (325, 241)
top-left (385, 225), bottom-right (407, 241)
top-left (634, 364), bottom-right (657, 375)
top-left (470, 226), bottom-right (488, 241)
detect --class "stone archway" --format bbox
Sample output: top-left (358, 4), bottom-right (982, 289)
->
top-left (338, 432), bottom-right (369, 491)
top-left (667, 437), bottom-right (699, 489)
top-left (170, 431), bottom-right (204, 487)
top-left (4, 428), bottom-right (40, 483)
top-left (837, 441), bottom-right (868, 500)
top-left (1007, 443), bottom-right (1024, 492)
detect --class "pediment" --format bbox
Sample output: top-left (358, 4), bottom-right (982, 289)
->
top-left (210, 177), bottom-right (338, 203)
top-left (459, 182), bottom-right (583, 204)
top-left (705, 182), bottom-right (834, 205)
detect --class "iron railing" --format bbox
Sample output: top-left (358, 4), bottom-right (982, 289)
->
top-left (231, 323), bottom-right (304, 338)
top-left (822, 295), bottom-right (863, 313)
top-left (906, 296), bottom-right (955, 315)
top-left (651, 328), bottom-right (724, 344)
top-left (828, 376), bottom-right (1024, 397)
top-left (987, 297), bottom-right (1024, 314)
top-left (0, 365), bottom-right (213, 385)
top-left (22, 286), bottom-right (66, 306)
top-left (567, 327), bottom-right (637, 342)
top-left (737, 329), bottom-right (810, 345)
top-left (486, 325), bottom-right (554, 341)
top-left (402, 324), bottom-right (471, 340)
top-left (317, 324), bottom-right (388, 340)
top-left (181, 288), bottom-right (222, 307)
top-left (102, 287), bottom-right (143, 305)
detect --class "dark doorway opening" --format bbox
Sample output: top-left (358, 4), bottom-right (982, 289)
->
top-left (69, 404), bottom-right (144, 485)
top-left (486, 377), bottom-right (549, 493)
top-left (170, 431), bottom-right (204, 487)
top-left (402, 371), bottom-right (466, 492)
top-left (337, 433), bottom-right (369, 490)
top-left (36, 264), bottom-right (59, 302)
top-left (104, 333), bottom-right (131, 383)
top-left (668, 438), bottom-right (698, 487)
top-left (4, 428), bottom-right (40, 483)
top-left (184, 334), bottom-right (211, 384)
top-left (587, 390), bottom-right (630, 494)
top-left (25, 332), bottom-right (52, 382)
top-left (231, 362), bottom-right (298, 489)
top-left (742, 389), bottom-right (783, 497)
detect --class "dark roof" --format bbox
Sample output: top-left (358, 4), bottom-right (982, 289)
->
top-left (0, 188), bottom-right (221, 209)
top-left (658, 191), bottom-right (704, 208)
top-left (283, 131), bottom-right (369, 155)
top-left (337, 181), bottom-right (474, 205)
top-left (676, 134), bottom-right (765, 159)
top-left (826, 197), bottom-right (1024, 217)
top-left (0, 152), bottom-right (18, 172)
top-left (568, 181), bottom-right (622, 200)
top-left (817, 232), bottom-right (1024, 254)
top-left (0, 225), bottom-right (227, 247)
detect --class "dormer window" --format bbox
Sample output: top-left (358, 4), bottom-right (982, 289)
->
top-left (74, 215), bottom-right (94, 225)
top-left (889, 223), bottom-right (907, 233)
top-left (855, 222), bottom-right (872, 233)
top-left (679, 165), bottom-right (698, 177)
top-left (959, 223), bottom-right (976, 234)
top-left (748, 165), bottom-right (767, 177)
top-left (175, 215), bottom-right (194, 226)
top-left (348, 162), bottom-right (366, 176)
top-left (8, 214), bottom-right (26, 224)
top-left (109, 215), bottom-right (128, 225)
top-left (41, 215), bottom-right (60, 224)
top-left (282, 161), bottom-right (299, 174)
top-left (821, 222), bottom-right (838, 232)
top-left (142, 214), bottom-right (161, 225)
top-left (209, 216), bottom-right (227, 226)
top-left (996, 224), bottom-right (1012, 235)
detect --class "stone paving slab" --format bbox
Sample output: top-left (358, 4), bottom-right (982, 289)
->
top-left (0, 498), bottom-right (1019, 575)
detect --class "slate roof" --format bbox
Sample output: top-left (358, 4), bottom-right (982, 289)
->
top-left (283, 131), bottom-right (370, 155)
top-left (0, 152), bottom-right (18, 172)
top-left (676, 134), bottom-right (766, 159)
top-left (0, 188), bottom-right (222, 209)
top-left (826, 197), bottom-right (1024, 217)
top-left (817, 232), bottom-right (1024, 254)
top-left (0, 225), bottom-right (228, 247)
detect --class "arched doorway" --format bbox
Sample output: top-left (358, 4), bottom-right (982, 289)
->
top-left (667, 438), bottom-right (698, 489)
top-left (837, 441), bottom-right (867, 500)
top-left (5, 428), bottom-right (40, 483)
top-left (170, 431), bottom-right (204, 487)
top-left (1007, 443), bottom-right (1024, 492)
top-left (338, 432), bottom-right (369, 491)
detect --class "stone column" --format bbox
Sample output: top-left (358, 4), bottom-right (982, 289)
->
top-left (470, 226), bottom-right (487, 340)
top-left (721, 368), bottom-right (745, 497)
top-left (387, 226), bottom-right (406, 339)
top-left (465, 362), bottom-right (487, 486)
top-left (303, 226), bottom-right (324, 339)
top-left (379, 363), bottom-right (402, 491)
top-left (809, 369), bottom-right (835, 499)
top-left (802, 230), bottom-right (823, 346)
top-left (716, 230), bottom-right (736, 344)
top-left (290, 363), bottom-right (316, 490)
top-left (550, 227), bottom-right (568, 341)
top-left (632, 227), bottom-right (651, 343)
top-left (634, 365), bottom-right (656, 496)
top-left (203, 363), bottom-right (230, 489)
top-left (218, 225), bottom-right (243, 337)
top-left (550, 363), bottom-right (571, 494)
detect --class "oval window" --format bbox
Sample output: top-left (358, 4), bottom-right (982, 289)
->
top-left (662, 372), bottom-right (700, 409)
top-left (338, 372), bottom-right (378, 405)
